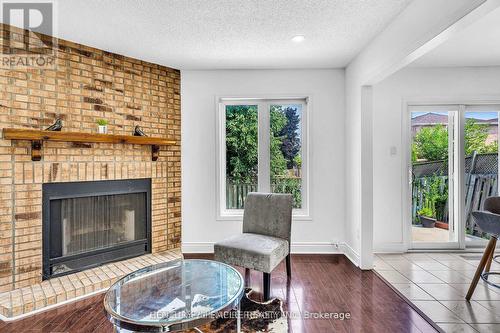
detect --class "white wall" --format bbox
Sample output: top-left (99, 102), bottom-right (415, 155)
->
top-left (373, 66), bottom-right (500, 251)
top-left (344, 0), bottom-right (488, 267)
top-left (181, 69), bottom-right (345, 253)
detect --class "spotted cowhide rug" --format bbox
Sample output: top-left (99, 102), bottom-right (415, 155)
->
top-left (192, 288), bottom-right (287, 333)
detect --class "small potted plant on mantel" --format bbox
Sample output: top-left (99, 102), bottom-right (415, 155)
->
top-left (96, 119), bottom-right (108, 134)
top-left (418, 206), bottom-right (436, 228)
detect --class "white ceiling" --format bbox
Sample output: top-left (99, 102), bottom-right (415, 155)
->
top-left (412, 6), bottom-right (500, 68)
top-left (7, 0), bottom-right (412, 69)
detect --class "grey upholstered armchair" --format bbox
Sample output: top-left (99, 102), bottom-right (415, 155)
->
top-left (214, 192), bottom-right (293, 301)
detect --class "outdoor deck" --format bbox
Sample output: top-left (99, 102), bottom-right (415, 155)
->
top-left (412, 226), bottom-right (486, 243)
top-left (412, 226), bottom-right (449, 242)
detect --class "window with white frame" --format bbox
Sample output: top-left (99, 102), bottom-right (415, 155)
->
top-left (217, 98), bottom-right (308, 218)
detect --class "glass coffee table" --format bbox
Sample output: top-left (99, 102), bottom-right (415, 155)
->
top-left (104, 259), bottom-right (244, 332)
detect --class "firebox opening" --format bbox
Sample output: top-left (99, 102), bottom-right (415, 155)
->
top-left (42, 179), bottom-right (151, 279)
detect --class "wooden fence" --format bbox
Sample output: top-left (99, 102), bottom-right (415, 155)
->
top-left (413, 175), bottom-right (498, 238)
top-left (465, 174), bottom-right (498, 237)
top-left (412, 176), bottom-right (449, 224)
top-left (226, 180), bottom-right (301, 209)
top-left (412, 152), bottom-right (498, 238)
top-left (412, 174), bottom-right (498, 237)
top-left (226, 183), bottom-right (257, 209)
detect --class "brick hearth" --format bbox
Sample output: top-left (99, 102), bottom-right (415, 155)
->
top-left (0, 23), bottom-right (181, 317)
top-left (0, 249), bottom-right (182, 318)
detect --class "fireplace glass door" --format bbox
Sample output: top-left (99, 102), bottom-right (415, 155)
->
top-left (50, 193), bottom-right (147, 258)
top-left (43, 179), bottom-right (151, 279)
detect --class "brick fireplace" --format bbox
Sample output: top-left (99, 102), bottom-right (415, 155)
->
top-left (0, 24), bottom-right (181, 317)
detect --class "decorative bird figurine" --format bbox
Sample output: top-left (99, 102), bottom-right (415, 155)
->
top-left (45, 118), bottom-right (63, 131)
top-left (133, 125), bottom-right (147, 136)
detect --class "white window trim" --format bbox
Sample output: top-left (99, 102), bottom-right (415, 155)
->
top-left (216, 96), bottom-right (311, 221)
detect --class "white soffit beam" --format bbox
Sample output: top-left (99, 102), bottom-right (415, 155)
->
top-left (370, 0), bottom-right (500, 84)
top-left (348, 0), bottom-right (500, 86)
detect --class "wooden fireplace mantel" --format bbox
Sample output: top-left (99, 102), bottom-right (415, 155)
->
top-left (2, 128), bottom-right (176, 161)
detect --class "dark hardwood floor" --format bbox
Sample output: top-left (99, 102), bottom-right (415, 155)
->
top-left (0, 254), bottom-right (438, 333)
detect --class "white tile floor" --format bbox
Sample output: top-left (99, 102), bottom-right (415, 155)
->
top-left (374, 253), bottom-right (500, 333)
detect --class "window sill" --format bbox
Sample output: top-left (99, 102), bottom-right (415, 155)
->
top-left (216, 212), bottom-right (312, 222)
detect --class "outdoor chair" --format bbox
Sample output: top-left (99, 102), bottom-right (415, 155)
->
top-left (466, 196), bottom-right (500, 300)
top-left (214, 192), bottom-right (292, 301)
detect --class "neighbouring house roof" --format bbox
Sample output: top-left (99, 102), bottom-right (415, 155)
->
top-left (411, 113), bottom-right (448, 125)
top-left (412, 112), bottom-right (498, 126)
top-left (474, 118), bottom-right (499, 124)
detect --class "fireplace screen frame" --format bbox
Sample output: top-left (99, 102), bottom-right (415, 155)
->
top-left (42, 178), bottom-right (152, 280)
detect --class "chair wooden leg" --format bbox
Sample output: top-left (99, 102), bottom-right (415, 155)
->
top-left (484, 238), bottom-right (496, 280)
top-left (286, 254), bottom-right (291, 278)
top-left (263, 272), bottom-right (271, 301)
top-left (466, 237), bottom-right (497, 301)
top-left (244, 268), bottom-right (250, 286)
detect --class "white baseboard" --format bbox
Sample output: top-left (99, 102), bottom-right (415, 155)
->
top-left (290, 242), bottom-right (343, 254)
top-left (373, 242), bottom-right (407, 253)
top-left (181, 242), bottom-right (215, 253)
top-left (340, 242), bottom-right (360, 267)
top-left (182, 241), bottom-right (350, 257)
top-left (182, 241), bottom-right (342, 254)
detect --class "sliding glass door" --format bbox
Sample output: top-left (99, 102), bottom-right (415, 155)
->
top-left (409, 104), bottom-right (500, 250)
top-left (410, 107), bottom-right (459, 249)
